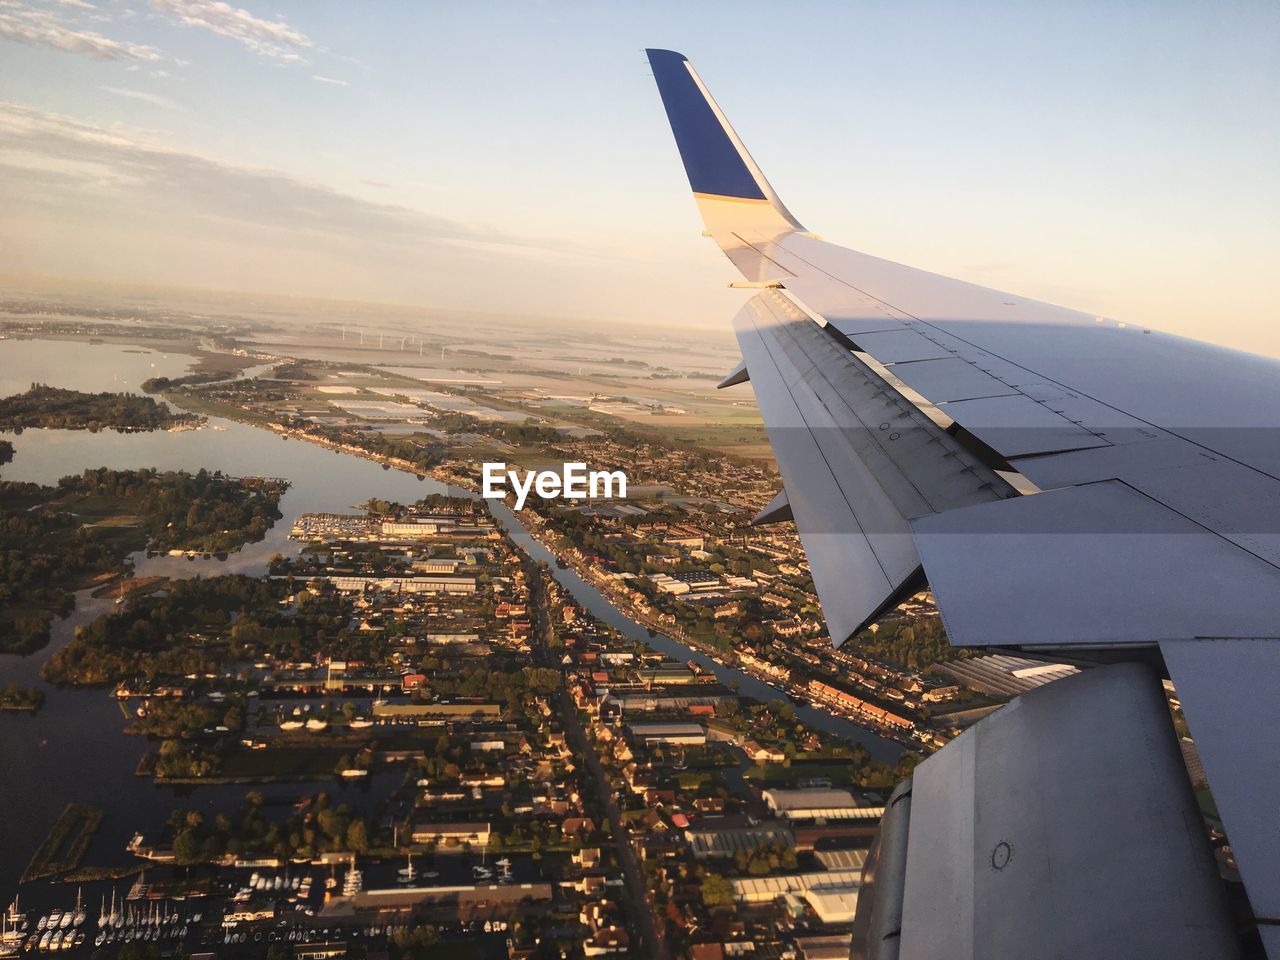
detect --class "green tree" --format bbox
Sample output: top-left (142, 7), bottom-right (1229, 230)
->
top-left (700, 871), bottom-right (735, 908)
top-left (172, 828), bottom-right (202, 864)
top-left (346, 819), bottom-right (369, 854)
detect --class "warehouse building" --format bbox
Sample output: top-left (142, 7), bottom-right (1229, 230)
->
top-left (627, 721), bottom-right (707, 746)
top-left (763, 788), bottom-right (884, 822)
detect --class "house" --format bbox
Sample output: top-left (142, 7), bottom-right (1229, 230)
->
top-left (765, 618), bottom-right (804, 638)
top-left (742, 739), bottom-right (786, 763)
top-left (640, 810), bottom-right (669, 833)
top-left (712, 601), bottom-right (741, 620)
top-left (561, 817), bottom-right (596, 839)
top-left (583, 928), bottom-right (630, 957)
top-left (644, 788), bottom-right (679, 808)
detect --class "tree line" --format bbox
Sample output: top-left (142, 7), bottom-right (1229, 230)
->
top-left (0, 384), bottom-right (202, 431)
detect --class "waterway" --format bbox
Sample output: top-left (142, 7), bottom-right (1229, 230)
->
top-left (0, 338), bottom-right (898, 903)
top-left (489, 503), bottom-right (900, 760)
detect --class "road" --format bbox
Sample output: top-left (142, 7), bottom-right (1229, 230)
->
top-left (526, 560), bottom-right (671, 960)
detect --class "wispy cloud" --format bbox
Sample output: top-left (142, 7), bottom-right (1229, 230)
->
top-left (101, 85), bottom-right (184, 110)
top-left (0, 4), bottom-right (162, 61)
top-left (0, 102), bottom-right (511, 249)
top-left (53, 0), bottom-right (97, 10)
top-left (311, 73), bottom-right (348, 87)
top-left (148, 0), bottom-right (310, 62)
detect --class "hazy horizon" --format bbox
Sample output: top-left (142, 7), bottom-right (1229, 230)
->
top-left (0, 269), bottom-right (742, 347)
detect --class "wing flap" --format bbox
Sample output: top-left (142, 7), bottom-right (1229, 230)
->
top-left (733, 297), bottom-right (908, 642)
top-left (940, 394), bottom-right (1112, 458)
top-left (734, 291), bottom-right (1013, 642)
top-left (910, 480), bottom-right (1280, 648)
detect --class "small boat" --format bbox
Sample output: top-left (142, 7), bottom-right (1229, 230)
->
top-left (341, 868), bottom-right (363, 897)
top-left (4, 897), bottom-right (25, 934)
top-left (396, 852), bottom-right (417, 884)
top-left (348, 718), bottom-right (373, 729)
top-left (0, 916), bottom-right (22, 952)
top-left (305, 717), bottom-right (328, 731)
top-left (279, 720), bottom-right (304, 731)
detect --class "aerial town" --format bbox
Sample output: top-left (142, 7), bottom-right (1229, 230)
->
top-left (1, 493), bottom-right (909, 960)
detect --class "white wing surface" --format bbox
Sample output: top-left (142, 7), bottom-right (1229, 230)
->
top-left (648, 47), bottom-right (1278, 954)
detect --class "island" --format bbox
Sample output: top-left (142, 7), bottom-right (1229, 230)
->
top-left (0, 383), bottom-right (203, 432)
top-left (0, 468), bottom-right (287, 654)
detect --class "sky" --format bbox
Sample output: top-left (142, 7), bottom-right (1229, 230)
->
top-left (0, 1), bottom-right (1277, 353)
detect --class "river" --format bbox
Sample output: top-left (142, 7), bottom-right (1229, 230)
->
top-left (0, 338), bottom-right (897, 904)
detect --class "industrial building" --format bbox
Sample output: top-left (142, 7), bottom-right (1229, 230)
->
top-left (762, 788), bottom-right (883, 822)
top-left (626, 721), bottom-right (707, 746)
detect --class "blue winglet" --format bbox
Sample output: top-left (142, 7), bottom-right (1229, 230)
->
top-left (646, 48), bottom-right (767, 201)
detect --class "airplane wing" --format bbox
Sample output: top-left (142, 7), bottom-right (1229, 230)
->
top-left (647, 48), bottom-right (1277, 957)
